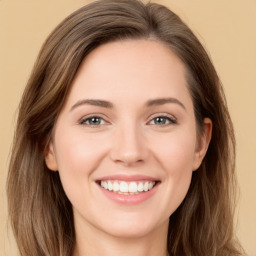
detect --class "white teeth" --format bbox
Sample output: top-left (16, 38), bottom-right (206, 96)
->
top-left (113, 182), bottom-right (119, 192)
top-left (137, 182), bottom-right (144, 192)
top-left (100, 180), bottom-right (156, 194)
top-left (148, 181), bottom-right (154, 190)
top-left (108, 181), bottom-right (113, 191)
top-left (128, 182), bottom-right (137, 193)
top-left (120, 181), bottom-right (129, 193)
top-left (102, 181), bottom-right (108, 190)
top-left (143, 181), bottom-right (149, 191)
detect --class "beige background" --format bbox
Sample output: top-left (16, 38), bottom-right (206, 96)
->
top-left (1, 0), bottom-right (255, 255)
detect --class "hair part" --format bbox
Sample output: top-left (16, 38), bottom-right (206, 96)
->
top-left (7, 0), bottom-right (243, 255)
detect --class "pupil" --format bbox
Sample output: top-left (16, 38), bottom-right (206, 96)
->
top-left (156, 117), bottom-right (165, 124)
top-left (90, 117), bottom-right (100, 125)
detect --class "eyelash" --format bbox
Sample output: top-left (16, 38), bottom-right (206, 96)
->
top-left (79, 115), bottom-right (107, 127)
top-left (148, 115), bottom-right (177, 126)
top-left (79, 114), bottom-right (177, 127)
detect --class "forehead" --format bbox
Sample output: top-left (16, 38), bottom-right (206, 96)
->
top-left (64, 39), bottom-right (193, 111)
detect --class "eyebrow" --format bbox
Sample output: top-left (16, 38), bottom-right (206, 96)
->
top-left (70, 99), bottom-right (113, 111)
top-left (146, 98), bottom-right (186, 111)
top-left (70, 97), bottom-right (186, 111)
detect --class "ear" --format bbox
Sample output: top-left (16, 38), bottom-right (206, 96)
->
top-left (193, 118), bottom-right (212, 171)
top-left (44, 140), bottom-right (58, 171)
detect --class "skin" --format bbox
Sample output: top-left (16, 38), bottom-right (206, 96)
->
top-left (45, 39), bottom-right (212, 256)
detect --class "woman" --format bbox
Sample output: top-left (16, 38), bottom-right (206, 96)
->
top-left (7, 0), bottom-right (244, 255)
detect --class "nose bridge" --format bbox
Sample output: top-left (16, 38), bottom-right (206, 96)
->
top-left (110, 119), bottom-right (147, 165)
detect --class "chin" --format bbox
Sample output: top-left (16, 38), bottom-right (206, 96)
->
top-left (98, 213), bottom-right (169, 239)
top-left (104, 225), bottom-right (157, 239)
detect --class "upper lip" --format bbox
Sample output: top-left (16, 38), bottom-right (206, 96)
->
top-left (96, 174), bottom-right (160, 182)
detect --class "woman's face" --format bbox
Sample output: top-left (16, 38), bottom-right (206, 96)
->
top-left (46, 39), bottom-right (211, 239)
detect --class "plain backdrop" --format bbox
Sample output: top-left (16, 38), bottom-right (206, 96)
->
top-left (1, 0), bottom-right (255, 255)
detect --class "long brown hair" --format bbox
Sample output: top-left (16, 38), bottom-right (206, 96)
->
top-left (7, 0), bottom-right (244, 255)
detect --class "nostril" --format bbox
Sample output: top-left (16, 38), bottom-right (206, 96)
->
top-left (110, 148), bottom-right (147, 166)
top-left (109, 129), bottom-right (150, 166)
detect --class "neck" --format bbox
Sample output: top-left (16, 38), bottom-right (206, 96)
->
top-left (73, 218), bottom-right (169, 256)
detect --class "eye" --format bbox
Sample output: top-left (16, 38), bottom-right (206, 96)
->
top-left (79, 116), bottom-right (107, 126)
top-left (148, 115), bottom-right (176, 126)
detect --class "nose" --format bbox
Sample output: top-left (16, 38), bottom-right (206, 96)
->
top-left (109, 123), bottom-right (148, 166)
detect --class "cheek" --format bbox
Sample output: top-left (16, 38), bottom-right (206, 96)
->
top-left (154, 129), bottom-right (197, 175)
top-left (162, 139), bottom-right (195, 185)
top-left (151, 127), bottom-right (197, 211)
top-left (53, 129), bottom-right (109, 199)
top-left (54, 128), bottom-right (108, 172)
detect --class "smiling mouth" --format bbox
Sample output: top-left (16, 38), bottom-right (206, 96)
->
top-left (97, 180), bottom-right (158, 195)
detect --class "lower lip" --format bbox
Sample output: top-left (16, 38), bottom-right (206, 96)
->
top-left (97, 183), bottom-right (159, 205)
